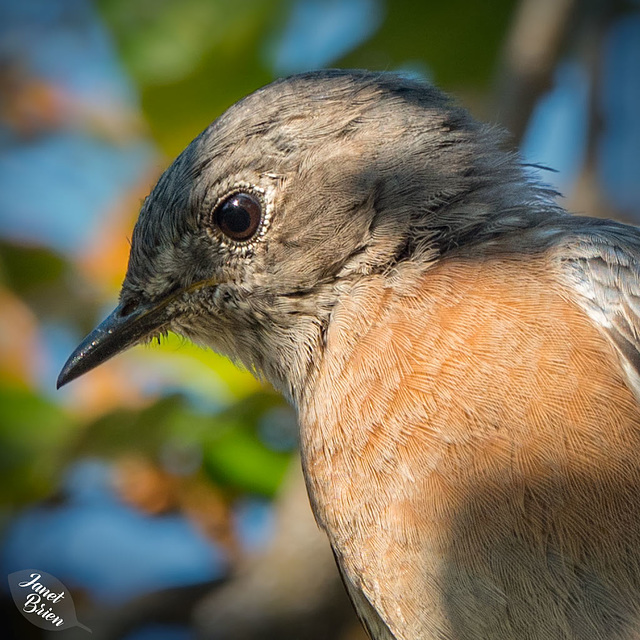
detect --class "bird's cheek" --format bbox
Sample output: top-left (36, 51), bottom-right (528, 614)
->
top-left (167, 284), bottom-right (248, 352)
top-left (170, 302), bottom-right (217, 340)
top-left (176, 315), bottom-right (240, 361)
top-left (169, 316), bottom-right (207, 346)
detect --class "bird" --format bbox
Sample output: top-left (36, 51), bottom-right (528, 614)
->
top-left (58, 69), bottom-right (640, 639)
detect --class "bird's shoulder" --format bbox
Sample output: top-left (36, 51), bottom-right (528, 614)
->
top-left (543, 216), bottom-right (640, 397)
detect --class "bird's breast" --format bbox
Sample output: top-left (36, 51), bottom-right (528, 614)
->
top-left (298, 254), bottom-right (640, 639)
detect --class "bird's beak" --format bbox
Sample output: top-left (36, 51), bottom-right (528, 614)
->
top-left (56, 297), bottom-right (172, 389)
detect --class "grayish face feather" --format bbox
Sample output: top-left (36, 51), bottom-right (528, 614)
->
top-left (119, 69), bottom-right (558, 401)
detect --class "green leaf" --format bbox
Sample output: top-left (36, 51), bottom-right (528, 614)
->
top-left (0, 384), bottom-right (76, 507)
top-left (0, 241), bottom-right (69, 296)
top-left (203, 425), bottom-right (290, 496)
top-left (340, 0), bottom-right (517, 89)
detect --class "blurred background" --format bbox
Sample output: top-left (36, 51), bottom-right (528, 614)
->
top-left (1, 0), bottom-right (639, 638)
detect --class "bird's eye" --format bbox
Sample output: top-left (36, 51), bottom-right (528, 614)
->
top-left (213, 192), bottom-right (263, 242)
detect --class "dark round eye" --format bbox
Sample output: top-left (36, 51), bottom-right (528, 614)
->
top-left (213, 192), bottom-right (263, 242)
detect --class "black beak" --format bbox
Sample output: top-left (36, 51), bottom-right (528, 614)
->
top-left (56, 297), bottom-right (172, 389)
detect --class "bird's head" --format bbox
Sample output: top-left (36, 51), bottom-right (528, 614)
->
top-left (57, 69), bottom-right (547, 401)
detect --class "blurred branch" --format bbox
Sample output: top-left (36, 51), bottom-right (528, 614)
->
top-left (495, 0), bottom-right (578, 142)
top-left (192, 460), bottom-right (363, 640)
top-left (566, 1), bottom-right (622, 219)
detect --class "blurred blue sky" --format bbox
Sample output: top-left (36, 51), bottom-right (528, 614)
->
top-left (600, 14), bottom-right (640, 213)
top-left (0, 0), bottom-right (154, 253)
top-left (2, 459), bottom-right (226, 603)
top-left (270, 0), bottom-right (384, 74)
top-left (521, 61), bottom-right (589, 194)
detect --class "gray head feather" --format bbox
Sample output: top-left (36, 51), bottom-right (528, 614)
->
top-left (121, 69), bottom-right (561, 401)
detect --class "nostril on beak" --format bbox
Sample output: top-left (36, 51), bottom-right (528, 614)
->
top-left (119, 299), bottom-right (140, 317)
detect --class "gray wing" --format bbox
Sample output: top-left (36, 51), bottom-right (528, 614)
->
top-left (556, 219), bottom-right (640, 392)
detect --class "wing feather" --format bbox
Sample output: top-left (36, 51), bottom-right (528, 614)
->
top-left (557, 220), bottom-right (640, 394)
